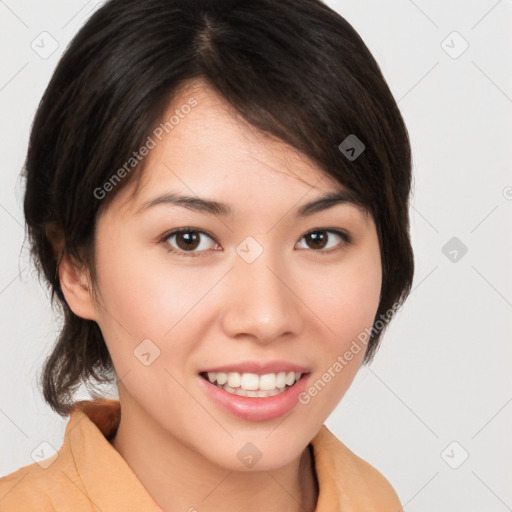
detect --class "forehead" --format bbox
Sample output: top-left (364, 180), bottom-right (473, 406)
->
top-left (114, 79), bottom-right (361, 216)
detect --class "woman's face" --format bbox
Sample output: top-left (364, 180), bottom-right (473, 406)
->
top-left (86, 81), bottom-right (382, 470)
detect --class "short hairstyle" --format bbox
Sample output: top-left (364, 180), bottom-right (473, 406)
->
top-left (23, 0), bottom-right (414, 416)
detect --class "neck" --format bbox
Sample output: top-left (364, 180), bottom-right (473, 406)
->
top-left (110, 393), bottom-right (318, 512)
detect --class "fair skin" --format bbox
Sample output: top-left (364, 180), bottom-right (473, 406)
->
top-left (58, 80), bottom-right (382, 512)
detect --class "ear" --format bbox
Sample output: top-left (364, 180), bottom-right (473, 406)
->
top-left (58, 253), bottom-right (98, 321)
top-left (45, 222), bottom-right (98, 321)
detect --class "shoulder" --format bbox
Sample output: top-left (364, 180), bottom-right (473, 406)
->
top-left (1, 452), bottom-right (92, 511)
top-left (0, 460), bottom-right (57, 510)
top-left (0, 400), bottom-right (137, 512)
top-left (344, 446), bottom-right (403, 508)
top-left (311, 425), bottom-right (402, 510)
top-left (0, 416), bottom-right (89, 511)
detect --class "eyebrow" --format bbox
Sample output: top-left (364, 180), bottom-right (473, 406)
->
top-left (135, 190), bottom-right (363, 217)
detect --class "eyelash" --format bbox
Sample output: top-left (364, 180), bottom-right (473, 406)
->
top-left (160, 227), bottom-right (352, 258)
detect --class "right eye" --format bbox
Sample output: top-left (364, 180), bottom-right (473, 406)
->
top-left (162, 228), bottom-right (221, 257)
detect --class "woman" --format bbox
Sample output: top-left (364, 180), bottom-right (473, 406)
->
top-left (0, 0), bottom-right (414, 510)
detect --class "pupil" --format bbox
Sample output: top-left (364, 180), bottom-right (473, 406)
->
top-left (178, 232), bottom-right (199, 250)
top-left (308, 232), bottom-right (326, 249)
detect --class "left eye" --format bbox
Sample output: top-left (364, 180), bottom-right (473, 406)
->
top-left (296, 229), bottom-right (349, 252)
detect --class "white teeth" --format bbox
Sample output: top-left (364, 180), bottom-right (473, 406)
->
top-left (285, 371), bottom-right (296, 386)
top-left (227, 372), bottom-right (241, 388)
top-left (203, 370), bottom-right (303, 396)
top-left (276, 372), bottom-right (286, 389)
top-left (240, 373), bottom-right (260, 391)
top-left (259, 373), bottom-right (277, 390)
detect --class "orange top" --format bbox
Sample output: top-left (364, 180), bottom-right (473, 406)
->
top-left (0, 399), bottom-right (402, 511)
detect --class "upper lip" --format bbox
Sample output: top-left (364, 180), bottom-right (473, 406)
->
top-left (200, 361), bottom-right (310, 375)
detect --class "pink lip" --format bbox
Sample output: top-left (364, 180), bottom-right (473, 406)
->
top-left (200, 360), bottom-right (310, 375)
top-left (198, 372), bottom-right (310, 422)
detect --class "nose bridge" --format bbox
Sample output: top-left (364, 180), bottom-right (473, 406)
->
top-left (220, 241), bottom-right (301, 342)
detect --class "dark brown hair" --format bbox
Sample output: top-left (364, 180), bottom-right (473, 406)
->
top-left (24, 0), bottom-right (414, 416)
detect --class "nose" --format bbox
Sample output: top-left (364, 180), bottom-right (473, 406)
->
top-left (219, 247), bottom-right (304, 344)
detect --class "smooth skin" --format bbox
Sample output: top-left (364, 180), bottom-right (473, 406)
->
top-left (58, 79), bottom-right (382, 512)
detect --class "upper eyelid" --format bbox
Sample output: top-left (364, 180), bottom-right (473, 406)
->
top-left (163, 227), bottom-right (217, 243)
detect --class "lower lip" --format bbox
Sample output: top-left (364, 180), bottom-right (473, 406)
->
top-left (198, 374), bottom-right (310, 422)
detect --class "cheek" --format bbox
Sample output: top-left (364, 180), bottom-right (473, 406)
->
top-left (92, 233), bottom-right (222, 369)
top-left (297, 250), bottom-right (381, 419)
top-left (310, 245), bottom-right (382, 349)
top-left (93, 236), bottom-right (188, 333)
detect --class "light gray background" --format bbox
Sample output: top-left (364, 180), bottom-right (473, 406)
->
top-left (1, 1), bottom-right (511, 510)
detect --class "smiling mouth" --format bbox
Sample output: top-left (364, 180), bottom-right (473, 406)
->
top-left (199, 371), bottom-right (305, 398)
